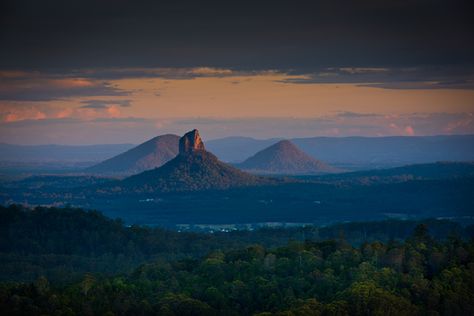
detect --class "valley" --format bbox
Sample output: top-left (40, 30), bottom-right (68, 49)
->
top-left (1, 130), bottom-right (472, 227)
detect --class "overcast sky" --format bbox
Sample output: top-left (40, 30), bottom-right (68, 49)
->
top-left (1, 0), bottom-right (473, 144)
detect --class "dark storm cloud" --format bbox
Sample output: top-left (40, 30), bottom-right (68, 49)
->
top-left (80, 100), bottom-right (132, 109)
top-left (0, 82), bottom-right (129, 101)
top-left (0, 72), bottom-right (130, 101)
top-left (68, 68), bottom-right (246, 81)
top-left (280, 67), bottom-right (474, 90)
top-left (359, 81), bottom-right (474, 90)
top-left (1, 0), bottom-right (473, 71)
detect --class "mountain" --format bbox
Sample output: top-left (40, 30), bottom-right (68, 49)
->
top-left (206, 137), bottom-right (282, 162)
top-left (86, 134), bottom-right (179, 175)
top-left (113, 130), bottom-right (274, 192)
top-left (236, 140), bottom-right (339, 174)
top-left (206, 135), bottom-right (474, 169)
top-left (4, 134), bottom-right (473, 171)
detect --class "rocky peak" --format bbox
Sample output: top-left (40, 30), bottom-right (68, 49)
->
top-left (179, 129), bottom-right (206, 154)
top-left (274, 140), bottom-right (295, 149)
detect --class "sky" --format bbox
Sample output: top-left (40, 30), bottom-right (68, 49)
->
top-left (0, 0), bottom-right (473, 144)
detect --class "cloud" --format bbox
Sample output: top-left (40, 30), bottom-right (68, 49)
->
top-left (2, 112), bottom-right (473, 144)
top-left (359, 80), bottom-right (474, 90)
top-left (441, 113), bottom-right (473, 134)
top-left (79, 99), bottom-right (132, 109)
top-left (67, 67), bottom-right (266, 81)
top-left (1, 0), bottom-right (473, 72)
top-left (405, 126), bottom-right (415, 136)
top-left (62, 66), bottom-right (474, 90)
top-left (0, 68), bottom-right (278, 103)
top-left (105, 105), bottom-right (121, 118)
top-left (0, 103), bottom-right (52, 123)
top-left (0, 98), bottom-right (132, 123)
top-left (168, 113), bottom-right (474, 140)
top-left (336, 111), bottom-right (381, 118)
top-left (280, 66), bottom-right (474, 90)
top-left (3, 110), bottom-right (47, 123)
top-left (338, 68), bottom-right (390, 75)
top-left (2, 66), bottom-right (473, 106)
top-left (0, 73), bottom-right (130, 101)
top-left (77, 100), bottom-right (133, 119)
top-left (2, 116), bottom-right (151, 128)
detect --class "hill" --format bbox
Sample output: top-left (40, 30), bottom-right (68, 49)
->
top-left (236, 140), bottom-right (339, 174)
top-left (4, 134), bottom-right (473, 171)
top-left (206, 136), bottom-right (282, 162)
top-left (111, 130), bottom-right (275, 192)
top-left (2, 161), bottom-right (473, 225)
top-left (86, 134), bottom-right (179, 175)
top-left (309, 161), bottom-right (474, 185)
top-left (206, 134), bottom-right (474, 169)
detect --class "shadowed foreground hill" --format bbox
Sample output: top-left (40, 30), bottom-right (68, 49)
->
top-left (107, 130), bottom-right (276, 193)
top-left (86, 134), bottom-right (179, 175)
top-left (236, 140), bottom-right (339, 174)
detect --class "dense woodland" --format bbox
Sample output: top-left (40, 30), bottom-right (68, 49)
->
top-left (1, 205), bottom-right (474, 315)
top-left (2, 176), bottom-right (473, 227)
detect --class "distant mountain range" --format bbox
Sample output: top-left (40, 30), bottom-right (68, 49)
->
top-left (2, 134), bottom-right (474, 171)
top-left (0, 143), bottom-right (134, 163)
top-left (206, 137), bottom-right (282, 163)
top-left (208, 135), bottom-right (474, 168)
top-left (235, 140), bottom-right (339, 174)
top-left (290, 135), bottom-right (474, 168)
top-left (86, 134), bottom-right (179, 175)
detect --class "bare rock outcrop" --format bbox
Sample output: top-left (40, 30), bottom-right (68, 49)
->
top-left (179, 129), bottom-right (205, 154)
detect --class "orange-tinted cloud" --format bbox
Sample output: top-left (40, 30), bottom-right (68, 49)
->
top-left (1, 112), bottom-right (472, 144)
top-left (1, 67), bottom-right (473, 144)
top-left (106, 105), bottom-right (122, 118)
top-left (3, 109), bottom-right (48, 123)
top-left (0, 74), bottom-right (129, 101)
top-left (405, 126), bottom-right (415, 136)
top-left (0, 99), bottom-right (129, 123)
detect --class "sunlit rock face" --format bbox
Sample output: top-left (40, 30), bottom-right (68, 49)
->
top-left (179, 129), bottom-right (205, 154)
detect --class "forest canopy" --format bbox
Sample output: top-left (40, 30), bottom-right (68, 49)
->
top-left (0, 205), bottom-right (473, 315)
